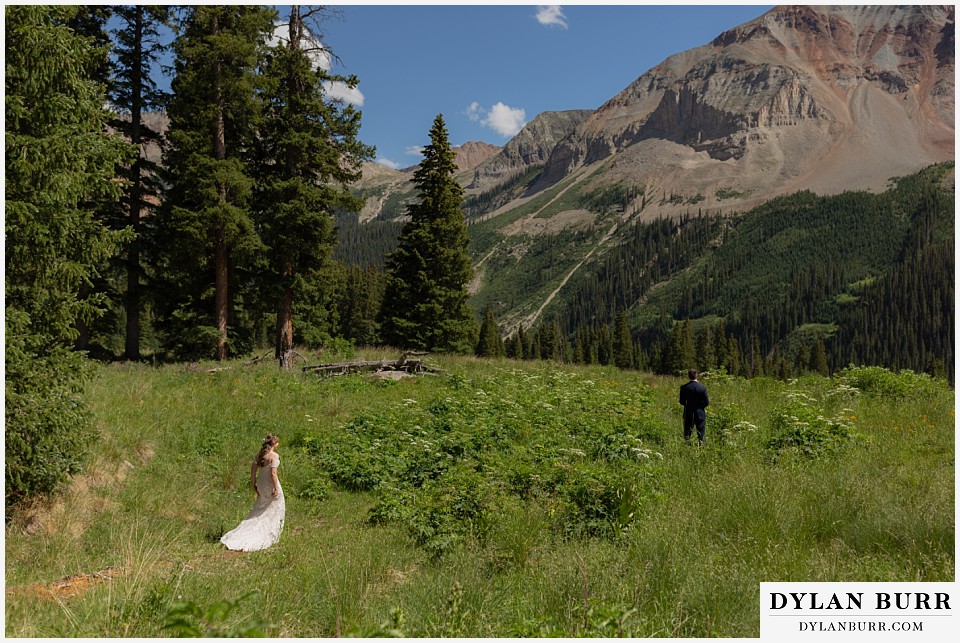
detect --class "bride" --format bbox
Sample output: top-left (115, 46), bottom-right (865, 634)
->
top-left (221, 434), bottom-right (285, 551)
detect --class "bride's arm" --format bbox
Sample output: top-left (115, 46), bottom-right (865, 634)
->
top-left (270, 467), bottom-right (279, 498)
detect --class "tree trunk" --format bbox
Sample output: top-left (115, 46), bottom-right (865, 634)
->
top-left (212, 20), bottom-right (229, 362)
top-left (276, 264), bottom-right (294, 368)
top-left (214, 225), bottom-right (229, 361)
top-left (124, 7), bottom-right (144, 361)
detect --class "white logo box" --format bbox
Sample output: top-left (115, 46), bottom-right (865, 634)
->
top-left (761, 582), bottom-right (956, 642)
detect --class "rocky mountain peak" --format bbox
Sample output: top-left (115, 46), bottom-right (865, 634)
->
top-left (453, 141), bottom-right (501, 173)
top-left (536, 4), bottom-right (953, 205)
top-left (469, 109), bottom-right (593, 190)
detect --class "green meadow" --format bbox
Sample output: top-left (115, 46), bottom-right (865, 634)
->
top-left (5, 355), bottom-right (954, 637)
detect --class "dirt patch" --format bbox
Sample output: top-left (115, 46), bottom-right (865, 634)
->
top-left (15, 441), bottom-right (156, 538)
top-left (502, 208), bottom-right (595, 237)
top-left (7, 566), bottom-right (124, 601)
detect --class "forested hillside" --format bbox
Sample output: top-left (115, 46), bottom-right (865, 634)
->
top-left (533, 163), bottom-right (954, 379)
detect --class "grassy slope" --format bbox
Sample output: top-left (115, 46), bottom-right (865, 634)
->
top-left (5, 354), bottom-right (954, 637)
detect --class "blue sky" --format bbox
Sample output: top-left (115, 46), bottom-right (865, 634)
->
top-left (314, 4), bottom-right (774, 169)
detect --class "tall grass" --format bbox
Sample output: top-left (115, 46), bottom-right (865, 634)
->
top-left (5, 355), bottom-right (954, 637)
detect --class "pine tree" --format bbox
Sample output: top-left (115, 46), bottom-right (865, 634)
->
top-left (156, 6), bottom-right (275, 360)
top-left (597, 324), bottom-right (614, 365)
top-left (5, 5), bottom-right (134, 506)
top-left (809, 340), bottom-right (829, 376)
top-left (67, 6), bottom-right (115, 353)
top-left (727, 335), bottom-right (744, 376)
top-left (380, 115), bottom-right (477, 352)
top-left (109, 5), bottom-right (171, 360)
top-left (663, 319), bottom-right (695, 375)
top-left (518, 324), bottom-right (531, 359)
top-left (713, 319), bottom-right (729, 372)
top-left (750, 335), bottom-right (764, 377)
top-left (695, 324), bottom-right (715, 371)
top-left (335, 264), bottom-right (385, 346)
top-left (255, 6), bottom-right (373, 367)
top-left (476, 305), bottom-right (505, 357)
top-left (613, 310), bottom-right (634, 369)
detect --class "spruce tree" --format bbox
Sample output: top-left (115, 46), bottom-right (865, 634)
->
top-left (516, 324), bottom-right (529, 359)
top-left (809, 340), bottom-right (829, 376)
top-left (5, 5), bottom-right (133, 506)
top-left (255, 6), bottom-right (373, 367)
top-left (476, 305), bottom-right (505, 357)
top-left (613, 310), bottom-right (634, 369)
top-left (109, 5), bottom-right (172, 360)
top-left (156, 5), bottom-right (275, 360)
top-left (695, 325), bottom-right (715, 371)
top-left (380, 114), bottom-right (477, 352)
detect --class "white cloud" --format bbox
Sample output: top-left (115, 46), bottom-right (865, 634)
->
top-left (466, 101), bottom-right (483, 122)
top-left (270, 23), bottom-right (332, 70)
top-left (405, 145), bottom-right (425, 157)
top-left (270, 22), bottom-right (365, 106)
top-left (375, 157), bottom-right (402, 170)
top-left (536, 6), bottom-right (568, 29)
top-left (324, 81), bottom-right (364, 106)
top-left (469, 102), bottom-right (527, 138)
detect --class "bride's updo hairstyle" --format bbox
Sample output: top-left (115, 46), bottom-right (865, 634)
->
top-left (256, 434), bottom-right (280, 467)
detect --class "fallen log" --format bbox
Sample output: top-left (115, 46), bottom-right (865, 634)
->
top-left (302, 354), bottom-right (443, 377)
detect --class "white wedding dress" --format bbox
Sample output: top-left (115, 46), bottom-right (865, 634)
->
top-left (221, 457), bottom-right (285, 551)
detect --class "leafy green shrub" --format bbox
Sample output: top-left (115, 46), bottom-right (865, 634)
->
top-left (767, 391), bottom-right (857, 459)
top-left (589, 430), bottom-right (660, 462)
top-left (162, 592), bottom-right (272, 637)
top-left (298, 476), bottom-right (333, 501)
top-left (836, 365), bottom-right (945, 400)
top-left (5, 335), bottom-right (96, 509)
top-left (307, 368), bottom-right (663, 554)
top-left (710, 404), bottom-right (758, 447)
top-left (402, 462), bottom-right (497, 559)
top-left (552, 461), bottom-right (656, 537)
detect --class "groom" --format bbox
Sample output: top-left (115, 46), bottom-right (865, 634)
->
top-left (679, 369), bottom-right (709, 444)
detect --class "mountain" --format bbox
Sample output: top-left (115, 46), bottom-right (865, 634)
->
top-left (353, 5), bottom-right (953, 226)
top-left (538, 4), bottom-right (954, 212)
top-left (468, 110), bottom-right (594, 190)
top-left (454, 141), bottom-right (501, 173)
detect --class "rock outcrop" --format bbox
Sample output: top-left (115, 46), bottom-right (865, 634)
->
top-left (453, 141), bottom-right (501, 173)
top-left (469, 110), bottom-right (593, 189)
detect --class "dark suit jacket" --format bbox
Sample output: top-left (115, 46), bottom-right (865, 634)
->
top-left (679, 380), bottom-right (709, 416)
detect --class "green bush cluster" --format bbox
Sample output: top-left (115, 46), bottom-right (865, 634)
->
top-left (836, 365), bottom-right (946, 400)
top-left (709, 403), bottom-right (758, 447)
top-left (767, 390), bottom-right (858, 459)
top-left (294, 369), bottom-right (666, 556)
top-left (4, 337), bottom-right (97, 508)
top-left (162, 592), bottom-right (272, 637)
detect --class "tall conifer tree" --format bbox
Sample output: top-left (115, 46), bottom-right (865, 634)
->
top-left (613, 310), bottom-right (634, 369)
top-left (476, 305), bottom-right (505, 357)
top-left (157, 5), bottom-right (275, 360)
top-left (5, 5), bottom-right (133, 505)
top-left (109, 5), bottom-right (171, 360)
top-left (380, 115), bottom-right (477, 352)
top-left (255, 6), bottom-right (373, 367)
